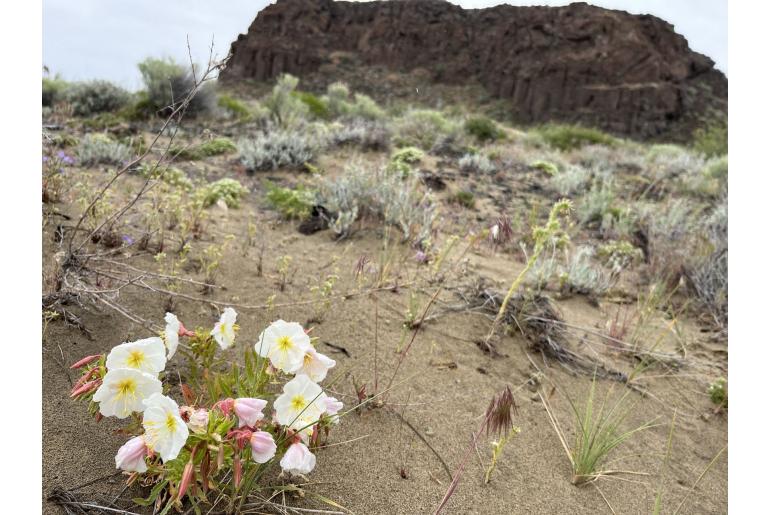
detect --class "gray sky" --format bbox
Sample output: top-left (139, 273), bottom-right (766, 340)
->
top-left (43, 0), bottom-right (726, 89)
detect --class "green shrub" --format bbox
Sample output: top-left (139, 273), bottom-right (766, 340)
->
top-left (217, 94), bottom-right (252, 121)
top-left (693, 117), bottom-right (727, 158)
top-left (263, 74), bottom-right (308, 128)
top-left (172, 137), bottom-right (237, 161)
top-left (464, 116), bottom-right (504, 142)
top-left (394, 109), bottom-right (462, 150)
top-left (450, 190), bottom-right (476, 209)
top-left (42, 76), bottom-right (70, 106)
top-left (537, 123), bottom-right (616, 151)
top-left (295, 92), bottom-right (330, 119)
top-left (138, 164), bottom-right (193, 191)
top-left (459, 153), bottom-right (496, 174)
top-left (708, 377), bottom-right (727, 408)
top-left (387, 146), bottom-right (425, 176)
top-left (351, 93), bottom-right (385, 120)
top-left (265, 182), bottom-right (316, 219)
top-left (64, 80), bottom-right (130, 116)
top-left (324, 82), bottom-right (352, 118)
top-left (202, 178), bottom-right (249, 208)
top-left (137, 57), bottom-right (215, 117)
top-left (531, 160), bottom-right (559, 176)
top-left (597, 240), bottom-right (643, 268)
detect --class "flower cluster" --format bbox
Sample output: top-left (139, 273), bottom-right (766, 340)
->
top-left (70, 310), bottom-right (342, 510)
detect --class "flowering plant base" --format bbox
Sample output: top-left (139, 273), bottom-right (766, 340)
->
top-left (70, 311), bottom-right (342, 513)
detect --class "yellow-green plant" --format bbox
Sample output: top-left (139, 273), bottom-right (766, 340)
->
top-left (485, 199), bottom-right (572, 344)
top-left (276, 255), bottom-right (292, 291)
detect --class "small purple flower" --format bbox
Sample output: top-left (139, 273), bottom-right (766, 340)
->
top-left (56, 150), bottom-right (66, 159)
top-left (42, 156), bottom-right (49, 163)
top-left (414, 250), bottom-right (429, 264)
top-left (62, 155), bottom-right (75, 165)
top-left (122, 235), bottom-right (135, 246)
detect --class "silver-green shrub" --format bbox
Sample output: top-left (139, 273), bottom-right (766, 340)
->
top-left (65, 80), bottom-right (130, 116)
top-left (77, 134), bottom-right (132, 166)
top-left (237, 129), bottom-right (321, 172)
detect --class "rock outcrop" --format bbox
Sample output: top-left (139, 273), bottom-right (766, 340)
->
top-left (221, 0), bottom-right (727, 140)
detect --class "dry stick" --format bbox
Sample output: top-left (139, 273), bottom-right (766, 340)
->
top-left (383, 288), bottom-right (443, 398)
top-left (374, 292), bottom-right (379, 394)
top-left (672, 445), bottom-right (726, 515)
top-left (433, 410), bottom-right (494, 515)
top-left (388, 405), bottom-right (453, 481)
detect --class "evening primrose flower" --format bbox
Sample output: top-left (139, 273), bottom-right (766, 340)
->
top-left (180, 406), bottom-right (209, 434)
top-left (280, 442), bottom-right (316, 475)
top-left (211, 307), bottom-right (237, 350)
top-left (142, 393), bottom-right (189, 462)
top-left (163, 313), bottom-right (181, 359)
top-left (250, 431), bottom-right (277, 464)
top-left (105, 337), bottom-right (166, 376)
top-left (115, 435), bottom-right (148, 473)
top-left (234, 398), bottom-right (268, 428)
top-left (92, 368), bottom-right (162, 419)
top-left (274, 375), bottom-right (326, 433)
top-left (324, 396), bottom-right (344, 424)
top-left (255, 320), bottom-right (311, 374)
top-left (296, 345), bottom-right (336, 382)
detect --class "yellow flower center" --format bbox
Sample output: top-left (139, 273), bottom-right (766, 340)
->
top-left (303, 352), bottom-right (313, 366)
top-left (165, 413), bottom-right (177, 431)
top-left (290, 395), bottom-right (307, 411)
top-left (116, 378), bottom-right (136, 397)
top-left (126, 350), bottom-right (145, 368)
top-left (277, 336), bottom-right (293, 352)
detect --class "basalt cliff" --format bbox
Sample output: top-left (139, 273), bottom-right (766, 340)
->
top-left (221, 0), bottom-right (727, 139)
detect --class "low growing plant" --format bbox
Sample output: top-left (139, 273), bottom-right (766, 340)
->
top-left (70, 312), bottom-right (346, 513)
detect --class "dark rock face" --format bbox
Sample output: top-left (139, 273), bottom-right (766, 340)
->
top-left (221, 0), bottom-right (727, 139)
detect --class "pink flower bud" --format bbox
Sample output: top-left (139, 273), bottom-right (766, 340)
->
top-left (227, 428), bottom-right (253, 451)
top-left (249, 431), bottom-right (276, 464)
top-left (115, 436), bottom-right (148, 473)
top-left (70, 379), bottom-right (100, 398)
top-left (178, 322), bottom-right (195, 337)
top-left (234, 398), bottom-right (267, 428)
top-left (70, 354), bottom-right (102, 369)
top-left (280, 442), bottom-right (316, 475)
top-left (178, 459), bottom-right (195, 500)
top-left (213, 398), bottom-right (235, 416)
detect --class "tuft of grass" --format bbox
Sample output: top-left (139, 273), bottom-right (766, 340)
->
top-left (450, 190), bottom-right (476, 209)
top-left (137, 57), bottom-right (215, 117)
top-left (464, 115), bottom-right (504, 142)
top-left (541, 376), bottom-right (658, 485)
top-left (537, 123), bottom-right (617, 151)
top-left (76, 133), bottom-right (132, 166)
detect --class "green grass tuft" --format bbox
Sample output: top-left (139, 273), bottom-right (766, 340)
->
top-left (536, 123), bottom-right (617, 151)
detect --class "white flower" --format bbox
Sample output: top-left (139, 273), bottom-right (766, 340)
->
top-left (274, 375), bottom-right (326, 434)
top-left (255, 320), bottom-right (311, 374)
top-left (324, 396), bottom-right (344, 425)
top-left (250, 431), bottom-right (277, 464)
top-left (280, 442), bottom-right (316, 475)
top-left (296, 345), bottom-right (336, 382)
top-left (105, 337), bottom-right (166, 376)
top-left (180, 406), bottom-right (209, 434)
top-left (115, 435), bottom-right (148, 473)
top-left (211, 307), bottom-right (237, 350)
top-left (142, 393), bottom-right (189, 462)
top-left (93, 368), bottom-right (162, 419)
top-left (163, 313), bottom-right (181, 359)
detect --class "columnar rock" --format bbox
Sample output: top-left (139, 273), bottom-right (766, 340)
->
top-left (221, 0), bottom-right (727, 139)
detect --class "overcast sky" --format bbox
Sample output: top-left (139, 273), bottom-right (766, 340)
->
top-left (43, 0), bottom-right (726, 89)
